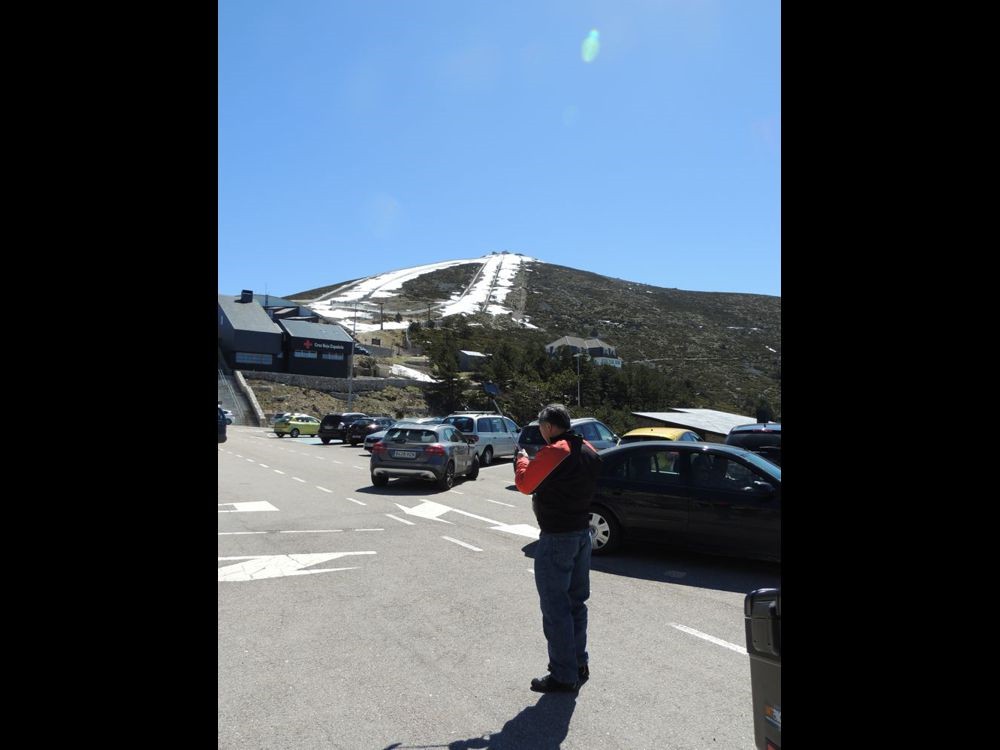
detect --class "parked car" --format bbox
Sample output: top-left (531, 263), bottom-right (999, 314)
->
top-left (725, 422), bottom-right (781, 467)
top-left (363, 417), bottom-right (442, 452)
top-left (441, 412), bottom-right (520, 466)
top-left (516, 417), bottom-right (620, 459)
top-left (221, 408), bottom-right (234, 425)
top-left (370, 422), bottom-right (480, 490)
top-left (618, 426), bottom-right (702, 444)
top-left (346, 416), bottom-right (395, 446)
top-left (271, 411), bottom-right (292, 424)
top-left (318, 412), bottom-right (370, 444)
top-left (273, 414), bottom-right (321, 438)
top-left (588, 441), bottom-right (780, 562)
top-left (218, 407), bottom-right (228, 443)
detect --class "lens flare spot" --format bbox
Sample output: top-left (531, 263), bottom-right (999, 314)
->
top-left (581, 29), bottom-right (600, 63)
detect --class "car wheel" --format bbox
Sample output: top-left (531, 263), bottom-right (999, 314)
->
top-left (290, 428), bottom-right (300, 438)
top-left (371, 472), bottom-right (388, 487)
top-left (437, 461), bottom-right (455, 490)
top-left (321, 437), bottom-right (330, 445)
top-left (480, 446), bottom-right (493, 466)
top-left (276, 433), bottom-right (284, 438)
top-left (465, 455), bottom-right (480, 481)
top-left (589, 506), bottom-right (622, 555)
top-left (350, 439), bottom-right (359, 446)
top-left (226, 418), bottom-right (233, 425)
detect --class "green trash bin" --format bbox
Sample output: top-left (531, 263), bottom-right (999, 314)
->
top-left (745, 587), bottom-right (781, 750)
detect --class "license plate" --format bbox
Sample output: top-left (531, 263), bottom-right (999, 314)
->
top-left (393, 450), bottom-right (416, 459)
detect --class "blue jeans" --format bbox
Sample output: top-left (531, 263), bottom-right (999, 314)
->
top-left (534, 528), bottom-right (592, 684)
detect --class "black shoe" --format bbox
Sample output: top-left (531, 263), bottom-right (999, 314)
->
top-left (530, 674), bottom-right (579, 693)
top-left (548, 663), bottom-right (589, 684)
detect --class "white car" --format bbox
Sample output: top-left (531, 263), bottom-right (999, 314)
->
top-left (222, 409), bottom-right (234, 425)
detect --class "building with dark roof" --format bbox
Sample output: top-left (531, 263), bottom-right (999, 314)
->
top-left (545, 335), bottom-right (623, 367)
top-left (279, 319), bottom-right (356, 377)
top-left (218, 292), bottom-right (284, 371)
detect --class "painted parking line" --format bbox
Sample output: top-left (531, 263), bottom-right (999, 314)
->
top-left (218, 501), bottom-right (279, 513)
top-left (670, 624), bottom-right (747, 655)
top-left (345, 497), bottom-right (367, 506)
top-left (293, 477), bottom-right (306, 483)
top-left (316, 486), bottom-right (333, 493)
top-left (385, 514), bottom-right (415, 526)
top-left (273, 469), bottom-right (285, 475)
top-left (485, 499), bottom-right (516, 507)
top-left (442, 536), bottom-right (482, 552)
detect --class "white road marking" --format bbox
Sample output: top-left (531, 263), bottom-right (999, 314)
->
top-left (333, 461), bottom-right (343, 465)
top-left (670, 624), bottom-right (747, 655)
top-left (246, 458), bottom-right (255, 463)
top-left (316, 486), bottom-right (332, 493)
top-left (218, 531), bottom-right (268, 535)
top-left (394, 500), bottom-right (455, 524)
top-left (234, 454), bottom-right (243, 458)
top-left (393, 499), bottom-right (540, 538)
top-left (218, 501), bottom-right (279, 513)
top-left (442, 536), bottom-right (482, 552)
top-left (259, 464), bottom-right (269, 468)
top-left (278, 529), bottom-right (343, 534)
top-left (354, 528), bottom-right (384, 532)
top-left (490, 523), bottom-right (540, 539)
top-left (273, 470), bottom-right (285, 475)
top-left (386, 514), bottom-right (415, 525)
top-left (293, 477), bottom-right (306, 483)
top-left (352, 465), bottom-right (365, 470)
top-left (346, 497), bottom-right (367, 506)
top-left (451, 490), bottom-right (464, 495)
top-left (486, 499), bottom-right (516, 507)
top-left (451, 508), bottom-right (500, 524)
top-left (218, 552), bottom-right (376, 581)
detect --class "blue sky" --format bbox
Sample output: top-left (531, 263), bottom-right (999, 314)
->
top-left (219, 1), bottom-right (780, 298)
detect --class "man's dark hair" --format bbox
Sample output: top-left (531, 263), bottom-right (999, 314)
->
top-left (537, 403), bottom-right (571, 430)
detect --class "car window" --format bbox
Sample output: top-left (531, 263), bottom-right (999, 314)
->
top-left (577, 422), bottom-right (599, 441)
top-left (690, 455), bottom-right (756, 490)
top-left (449, 417), bottom-right (474, 432)
top-left (503, 417), bottom-right (519, 433)
top-left (593, 422), bottom-right (615, 441)
top-left (518, 425), bottom-right (544, 446)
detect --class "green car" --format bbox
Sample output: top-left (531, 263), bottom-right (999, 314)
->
top-left (273, 414), bottom-right (321, 438)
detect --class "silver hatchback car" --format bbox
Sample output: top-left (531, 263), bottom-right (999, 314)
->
top-left (370, 423), bottom-right (480, 490)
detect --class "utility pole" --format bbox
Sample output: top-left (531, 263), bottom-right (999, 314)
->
top-left (576, 352), bottom-right (582, 406)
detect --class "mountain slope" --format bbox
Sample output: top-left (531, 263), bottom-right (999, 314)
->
top-left (289, 254), bottom-right (780, 415)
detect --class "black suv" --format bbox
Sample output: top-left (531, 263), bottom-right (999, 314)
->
top-left (346, 416), bottom-right (395, 446)
top-left (318, 412), bottom-right (369, 444)
top-left (218, 406), bottom-right (228, 444)
top-left (725, 423), bottom-right (781, 466)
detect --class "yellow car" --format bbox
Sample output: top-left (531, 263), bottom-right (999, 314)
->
top-left (618, 426), bottom-right (703, 444)
top-left (273, 414), bottom-right (321, 438)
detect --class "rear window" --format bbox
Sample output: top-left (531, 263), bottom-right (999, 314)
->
top-left (518, 425), bottom-right (545, 446)
top-left (726, 433), bottom-right (781, 451)
top-left (385, 428), bottom-right (439, 443)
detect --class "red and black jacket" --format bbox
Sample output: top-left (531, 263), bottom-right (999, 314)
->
top-left (515, 430), bottom-right (602, 533)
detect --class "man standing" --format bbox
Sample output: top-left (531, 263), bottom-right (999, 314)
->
top-left (515, 403), bottom-right (602, 693)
